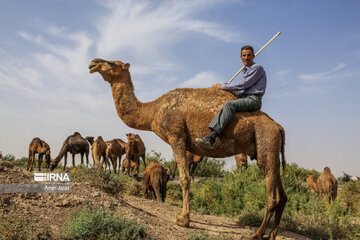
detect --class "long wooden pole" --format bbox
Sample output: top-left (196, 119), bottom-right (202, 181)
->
top-left (227, 31), bottom-right (281, 84)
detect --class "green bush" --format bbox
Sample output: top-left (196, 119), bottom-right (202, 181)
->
top-left (193, 157), bottom-right (226, 178)
top-left (189, 162), bottom-right (359, 239)
top-left (191, 164), bottom-right (266, 216)
top-left (62, 207), bottom-right (147, 240)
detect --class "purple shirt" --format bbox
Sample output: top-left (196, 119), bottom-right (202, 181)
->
top-left (221, 62), bottom-right (266, 97)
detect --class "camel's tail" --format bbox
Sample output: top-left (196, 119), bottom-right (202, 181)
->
top-left (278, 123), bottom-right (286, 173)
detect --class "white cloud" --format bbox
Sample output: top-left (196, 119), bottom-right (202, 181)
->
top-left (299, 63), bottom-right (345, 82)
top-left (181, 71), bottom-right (222, 88)
top-left (95, 0), bottom-right (243, 65)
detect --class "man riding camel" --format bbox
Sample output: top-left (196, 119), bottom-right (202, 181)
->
top-left (195, 45), bottom-right (267, 147)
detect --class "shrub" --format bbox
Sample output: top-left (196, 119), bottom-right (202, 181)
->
top-left (62, 207), bottom-right (147, 240)
top-left (193, 157), bottom-right (225, 178)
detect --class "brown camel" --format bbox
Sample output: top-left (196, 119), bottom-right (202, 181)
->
top-left (121, 157), bottom-right (136, 174)
top-left (142, 161), bottom-right (172, 202)
top-left (172, 151), bottom-right (204, 180)
top-left (90, 136), bottom-right (107, 167)
top-left (307, 167), bottom-right (337, 203)
top-left (50, 132), bottom-right (90, 170)
top-left (27, 137), bottom-right (51, 171)
top-left (235, 153), bottom-right (248, 168)
top-left (105, 138), bottom-right (126, 173)
top-left (125, 133), bottom-right (146, 176)
top-left (89, 58), bottom-right (286, 240)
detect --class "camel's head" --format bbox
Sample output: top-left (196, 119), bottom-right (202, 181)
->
top-left (306, 175), bottom-right (315, 184)
top-left (89, 58), bottom-right (130, 80)
top-left (50, 159), bottom-right (58, 171)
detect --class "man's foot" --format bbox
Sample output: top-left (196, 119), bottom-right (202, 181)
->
top-left (195, 136), bottom-right (215, 147)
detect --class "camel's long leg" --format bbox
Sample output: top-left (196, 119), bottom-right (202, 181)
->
top-left (85, 150), bottom-right (89, 167)
top-left (170, 137), bottom-right (191, 227)
top-left (141, 154), bottom-right (146, 168)
top-left (28, 152), bottom-right (35, 171)
top-left (38, 153), bottom-right (43, 171)
top-left (63, 153), bottom-right (67, 170)
top-left (80, 152), bottom-right (84, 166)
top-left (190, 162), bottom-right (198, 181)
top-left (73, 153), bottom-right (77, 167)
top-left (172, 162), bottom-right (177, 178)
top-left (253, 158), bottom-right (285, 240)
top-left (112, 157), bottom-right (117, 174)
top-left (268, 174), bottom-right (287, 240)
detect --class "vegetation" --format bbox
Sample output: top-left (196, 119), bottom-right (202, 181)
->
top-left (0, 214), bottom-right (52, 240)
top-left (2, 150), bottom-right (360, 239)
top-left (62, 206), bottom-right (147, 240)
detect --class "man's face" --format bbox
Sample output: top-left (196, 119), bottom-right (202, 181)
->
top-left (241, 49), bottom-right (255, 66)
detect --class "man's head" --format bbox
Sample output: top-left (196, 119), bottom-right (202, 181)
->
top-left (241, 45), bottom-right (255, 66)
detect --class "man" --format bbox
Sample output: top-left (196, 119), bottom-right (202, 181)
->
top-left (195, 45), bottom-right (266, 147)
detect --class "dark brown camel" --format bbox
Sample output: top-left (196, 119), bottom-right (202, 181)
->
top-left (105, 138), bottom-right (126, 174)
top-left (27, 137), bottom-right (51, 171)
top-left (50, 132), bottom-right (90, 170)
top-left (89, 58), bottom-right (286, 240)
top-left (172, 151), bottom-right (204, 180)
top-left (125, 133), bottom-right (146, 176)
top-left (142, 161), bottom-right (172, 202)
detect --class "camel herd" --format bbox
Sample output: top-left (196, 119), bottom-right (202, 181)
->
top-left (27, 132), bottom-right (147, 177)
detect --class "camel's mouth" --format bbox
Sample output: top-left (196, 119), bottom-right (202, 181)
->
top-left (88, 63), bottom-right (99, 74)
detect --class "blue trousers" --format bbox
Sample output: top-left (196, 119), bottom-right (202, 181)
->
top-left (209, 95), bottom-right (262, 134)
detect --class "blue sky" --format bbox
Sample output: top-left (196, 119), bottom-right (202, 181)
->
top-left (1, 0), bottom-right (359, 177)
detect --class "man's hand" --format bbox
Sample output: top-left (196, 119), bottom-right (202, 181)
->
top-left (212, 83), bottom-right (223, 89)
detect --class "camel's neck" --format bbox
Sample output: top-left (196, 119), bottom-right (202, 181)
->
top-left (108, 74), bottom-right (155, 131)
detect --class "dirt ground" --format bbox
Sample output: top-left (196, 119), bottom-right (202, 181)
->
top-left (0, 159), bottom-right (310, 240)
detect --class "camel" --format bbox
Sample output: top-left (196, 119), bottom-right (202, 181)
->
top-left (172, 151), bottom-right (204, 181)
top-left (125, 133), bottom-right (146, 176)
top-left (27, 137), bottom-right (51, 171)
top-left (121, 157), bottom-right (136, 174)
top-left (89, 58), bottom-right (286, 240)
top-left (307, 167), bottom-right (337, 203)
top-left (90, 136), bottom-right (107, 167)
top-left (105, 138), bottom-right (126, 173)
top-left (235, 153), bottom-right (248, 168)
top-left (50, 132), bottom-right (90, 170)
top-left (142, 161), bottom-right (172, 202)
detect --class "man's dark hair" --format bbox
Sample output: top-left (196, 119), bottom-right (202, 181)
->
top-left (241, 45), bottom-right (254, 55)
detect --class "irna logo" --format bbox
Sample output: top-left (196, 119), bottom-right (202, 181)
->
top-left (34, 172), bottom-right (71, 182)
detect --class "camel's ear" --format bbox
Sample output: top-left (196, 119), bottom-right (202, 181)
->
top-left (123, 63), bottom-right (130, 70)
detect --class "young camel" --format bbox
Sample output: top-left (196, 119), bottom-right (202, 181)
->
top-left (307, 167), bottom-right (337, 203)
top-left (89, 59), bottom-right (286, 240)
top-left (235, 153), bottom-right (248, 168)
top-left (27, 137), bottom-right (51, 171)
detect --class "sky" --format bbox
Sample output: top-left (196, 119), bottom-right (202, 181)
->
top-left (1, 0), bottom-right (360, 178)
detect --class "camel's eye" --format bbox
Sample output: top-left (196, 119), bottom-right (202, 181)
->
top-left (108, 62), bottom-right (115, 66)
